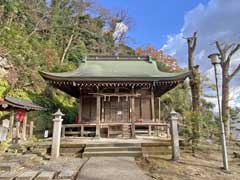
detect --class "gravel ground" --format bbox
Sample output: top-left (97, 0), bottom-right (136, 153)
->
top-left (77, 157), bottom-right (153, 180)
top-left (137, 143), bottom-right (240, 180)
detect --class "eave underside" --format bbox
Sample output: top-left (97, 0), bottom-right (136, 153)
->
top-left (46, 80), bottom-right (185, 98)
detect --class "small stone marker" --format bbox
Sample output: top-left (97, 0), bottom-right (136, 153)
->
top-left (15, 170), bottom-right (39, 180)
top-left (35, 171), bottom-right (56, 180)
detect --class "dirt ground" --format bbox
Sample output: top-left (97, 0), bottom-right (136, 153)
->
top-left (137, 142), bottom-right (240, 180)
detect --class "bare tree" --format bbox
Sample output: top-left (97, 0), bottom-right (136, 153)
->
top-left (186, 32), bottom-right (201, 154)
top-left (187, 32), bottom-right (201, 112)
top-left (215, 41), bottom-right (240, 138)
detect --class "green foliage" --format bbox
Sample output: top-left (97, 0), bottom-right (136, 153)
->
top-left (160, 82), bottom-right (191, 120)
top-left (0, 80), bottom-right (10, 97)
top-left (0, 0), bottom-right (127, 131)
top-left (0, 141), bottom-right (9, 153)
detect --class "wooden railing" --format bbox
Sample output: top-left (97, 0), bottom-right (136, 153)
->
top-left (61, 122), bottom-right (169, 138)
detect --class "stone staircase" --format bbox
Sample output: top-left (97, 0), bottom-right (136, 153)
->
top-left (82, 143), bottom-right (142, 158)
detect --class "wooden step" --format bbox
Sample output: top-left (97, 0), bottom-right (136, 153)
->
top-left (84, 146), bottom-right (141, 152)
top-left (86, 143), bottom-right (141, 147)
top-left (82, 151), bottom-right (142, 158)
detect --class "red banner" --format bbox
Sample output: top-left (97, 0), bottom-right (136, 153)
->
top-left (15, 109), bottom-right (26, 122)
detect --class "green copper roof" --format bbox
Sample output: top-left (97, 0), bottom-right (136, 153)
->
top-left (40, 56), bottom-right (190, 82)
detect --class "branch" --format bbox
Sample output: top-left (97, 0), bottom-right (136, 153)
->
top-left (60, 34), bottom-right (74, 65)
top-left (215, 41), bottom-right (223, 56)
top-left (215, 41), bottom-right (226, 64)
top-left (227, 44), bottom-right (240, 63)
top-left (192, 32), bottom-right (197, 50)
top-left (24, 13), bottom-right (49, 43)
top-left (230, 64), bottom-right (240, 80)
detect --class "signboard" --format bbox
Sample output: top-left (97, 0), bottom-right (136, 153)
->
top-left (2, 119), bottom-right (9, 128)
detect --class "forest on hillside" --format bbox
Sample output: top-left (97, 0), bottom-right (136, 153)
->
top-left (0, 0), bottom-right (232, 151)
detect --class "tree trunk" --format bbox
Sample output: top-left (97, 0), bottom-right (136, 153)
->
top-left (222, 67), bottom-right (230, 138)
top-left (187, 32), bottom-right (201, 155)
top-left (190, 66), bottom-right (200, 112)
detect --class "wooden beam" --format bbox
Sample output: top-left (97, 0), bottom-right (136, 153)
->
top-left (151, 87), bottom-right (155, 122)
top-left (89, 92), bottom-right (141, 97)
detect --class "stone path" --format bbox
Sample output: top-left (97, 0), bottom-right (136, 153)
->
top-left (0, 154), bottom-right (152, 180)
top-left (77, 157), bottom-right (153, 180)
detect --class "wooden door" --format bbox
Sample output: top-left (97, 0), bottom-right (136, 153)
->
top-left (104, 97), bottom-right (130, 123)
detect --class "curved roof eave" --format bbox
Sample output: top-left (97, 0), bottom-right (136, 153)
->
top-left (39, 70), bottom-right (191, 82)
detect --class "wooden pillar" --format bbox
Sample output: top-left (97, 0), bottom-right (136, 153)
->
top-left (151, 86), bottom-right (155, 122)
top-left (29, 121), bottom-right (34, 139)
top-left (131, 97), bottom-right (136, 138)
top-left (22, 112), bottom-right (27, 141)
top-left (15, 121), bottom-right (20, 144)
top-left (96, 94), bottom-right (101, 138)
top-left (131, 87), bottom-right (136, 138)
top-left (101, 99), bottom-right (105, 122)
top-left (148, 125), bottom-right (152, 136)
top-left (9, 109), bottom-right (14, 140)
top-left (78, 97), bottom-right (82, 123)
top-left (158, 97), bottom-right (161, 122)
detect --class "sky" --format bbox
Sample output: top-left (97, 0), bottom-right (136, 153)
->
top-left (98, 0), bottom-right (209, 49)
top-left (98, 0), bottom-right (240, 108)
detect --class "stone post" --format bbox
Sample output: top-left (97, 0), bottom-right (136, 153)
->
top-left (51, 109), bottom-right (64, 159)
top-left (170, 110), bottom-right (180, 161)
top-left (29, 121), bottom-right (34, 139)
